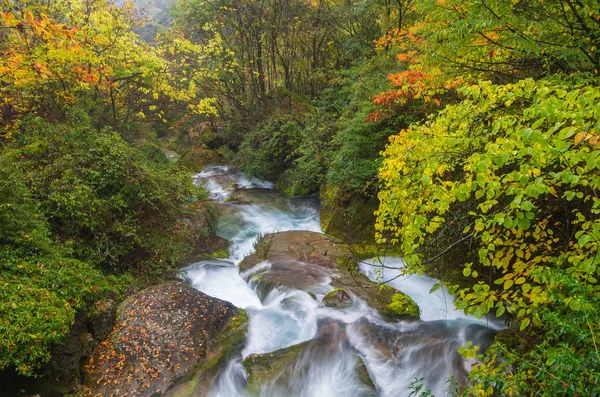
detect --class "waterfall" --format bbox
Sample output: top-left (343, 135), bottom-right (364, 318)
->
top-left (183, 166), bottom-right (497, 397)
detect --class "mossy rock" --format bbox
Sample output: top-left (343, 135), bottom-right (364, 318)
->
top-left (242, 320), bottom-right (376, 395)
top-left (383, 293), bottom-right (420, 319)
top-left (242, 341), bottom-right (310, 393)
top-left (88, 300), bottom-right (117, 341)
top-left (164, 310), bottom-right (248, 397)
top-left (320, 185), bottom-right (404, 259)
top-left (183, 235), bottom-right (230, 264)
top-left (320, 186), bottom-right (378, 250)
top-left (322, 288), bottom-right (352, 308)
top-left (239, 231), bottom-right (419, 321)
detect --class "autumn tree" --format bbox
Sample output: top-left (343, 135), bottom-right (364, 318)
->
top-left (0, 0), bottom-right (220, 139)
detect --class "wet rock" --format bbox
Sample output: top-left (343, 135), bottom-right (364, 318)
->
top-left (320, 186), bottom-right (378, 255)
top-left (184, 234), bottom-right (230, 264)
top-left (82, 282), bottom-right (247, 397)
top-left (88, 300), bottom-right (117, 341)
top-left (323, 288), bottom-right (352, 308)
top-left (227, 188), bottom-right (289, 210)
top-left (43, 311), bottom-right (95, 394)
top-left (350, 318), bottom-right (495, 394)
top-left (239, 231), bottom-right (419, 321)
top-left (243, 320), bottom-right (376, 395)
top-left (320, 185), bottom-right (404, 259)
top-left (243, 341), bottom-right (311, 392)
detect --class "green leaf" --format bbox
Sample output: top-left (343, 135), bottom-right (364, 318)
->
top-left (496, 305), bottom-right (506, 317)
top-left (429, 282), bottom-right (442, 294)
top-left (520, 317), bottom-right (531, 331)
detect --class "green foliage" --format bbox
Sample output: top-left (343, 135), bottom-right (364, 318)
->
top-left (235, 110), bottom-right (338, 196)
top-left (0, 255), bottom-right (128, 376)
top-left (468, 304), bottom-right (600, 396)
top-left (0, 110), bottom-right (216, 376)
top-left (277, 113), bottom-right (338, 196)
top-left (416, 0), bottom-right (600, 79)
top-left (377, 75), bottom-right (600, 395)
top-left (235, 114), bottom-right (304, 183)
top-left (327, 54), bottom-right (417, 196)
top-left (0, 155), bottom-right (51, 256)
top-left (235, 52), bottom-right (415, 200)
top-left (0, 153), bottom-right (130, 375)
top-left (9, 114), bottom-right (211, 272)
top-left (408, 377), bottom-right (433, 397)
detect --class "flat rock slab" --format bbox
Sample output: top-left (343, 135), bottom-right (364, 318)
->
top-left (240, 231), bottom-right (420, 321)
top-left (82, 282), bottom-right (242, 397)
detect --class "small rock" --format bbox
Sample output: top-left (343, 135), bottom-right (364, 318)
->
top-left (323, 288), bottom-right (352, 308)
top-left (88, 300), bottom-right (116, 341)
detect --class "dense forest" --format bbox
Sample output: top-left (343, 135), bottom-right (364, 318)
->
top-left (1, 0), bottom-right (599, 395)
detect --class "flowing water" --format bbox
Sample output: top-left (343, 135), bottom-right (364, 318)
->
top-left (184, 166), bottom-right (498, 397)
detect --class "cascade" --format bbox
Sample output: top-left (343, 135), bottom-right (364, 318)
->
top-left (185, 166), bottom-right (498, 397)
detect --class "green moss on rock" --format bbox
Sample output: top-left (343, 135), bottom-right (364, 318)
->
top-left (242, 342), bottom-right (310, 393)
top-left (322, 288), bottom-right (352, 308)
top-left (384, 293), bottom-right (421, 319)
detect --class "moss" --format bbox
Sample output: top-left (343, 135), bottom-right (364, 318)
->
top-left (251, 274), bottom-right (264, 283)
top-left (356, 358), bottom-right (375, 389)
top-left (348, 242), bottom-right (403, 260)
top-left (184, 248), bottom-right (229, 263)
top-left (320, 186), bottom-right (379, 249)
top-left (254, 233), bottom-right (274, 261)
top-left (209, 248), bottom-right (229, 259)
top-left (335, 254), bottom-right (359, 272)
top-left (322, 288), bottom-right (352, 308)
top-left (384, 293), bottom-right (420, 319)
top-left (218, 309), bottom-right (248, 343)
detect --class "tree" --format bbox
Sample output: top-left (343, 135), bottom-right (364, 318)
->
top-left (0, 0), bottom-right (219, 139)
top-left (376, 76), bottom-right (600, 395)
top-left (414, 0), bottom-right (600, 81)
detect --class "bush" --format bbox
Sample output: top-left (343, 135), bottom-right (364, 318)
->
top-left (235, 113), bottom-right (304, 183)
top-left (376, 76), bottom-right (600, 395)
top-left (0, 157), bottom-right (129, 375)
top-left (10, 115), bottom-right (212, 272)
top-left (0, 111), bottom-right (217, 375)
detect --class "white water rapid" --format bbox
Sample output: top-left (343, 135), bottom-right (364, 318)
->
top-left (184, 166), bottom-right (497, 397)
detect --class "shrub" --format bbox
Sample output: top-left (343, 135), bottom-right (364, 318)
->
top-left (0, 157), bottom-right (129, 375)
top-left (10, 115), bottom-right (212, 272)
top-left (376, 76), bottom-right (600, 395)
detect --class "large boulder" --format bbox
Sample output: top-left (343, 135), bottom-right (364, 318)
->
top-left (239, 231), bottom-right (419, 321)
top-left (82, 282), bottom-right (247, 397)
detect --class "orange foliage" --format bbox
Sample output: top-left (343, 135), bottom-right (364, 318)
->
top-left (368, 29), bottom-right (462, 123)
top-left (0, 10), bottom-right (108, 136)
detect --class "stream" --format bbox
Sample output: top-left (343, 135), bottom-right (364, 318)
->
top-left (184, 166), bottom-right (500, 397)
